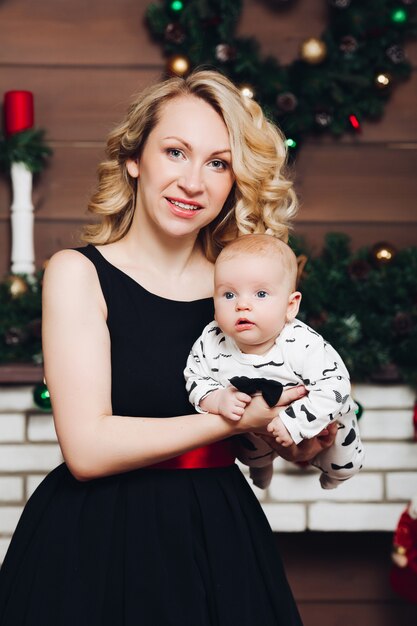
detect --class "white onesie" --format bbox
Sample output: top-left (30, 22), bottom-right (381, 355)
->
top-left (184, 318), bottom-right (364, 489)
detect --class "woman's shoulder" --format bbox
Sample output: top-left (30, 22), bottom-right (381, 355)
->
top-left (43, 248), bottom-right (106, 313)
top-left (45, 247), bottom-right (96, 281)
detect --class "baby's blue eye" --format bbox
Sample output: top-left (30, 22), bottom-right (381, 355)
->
top-left (224, 292), bottom-right (235, 300)
top-left (256, 290), bottom-right (268, 298)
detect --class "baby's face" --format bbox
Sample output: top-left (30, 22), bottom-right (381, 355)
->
top-left (214, 254), bottom-right (300, 355)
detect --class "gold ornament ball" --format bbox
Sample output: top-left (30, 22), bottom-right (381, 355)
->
top-left (371, 241), bottom-right (397, 265)
top-left (300, 38), bottom-right (327, 64)
top-left (7, 275), bottom-right (29, 298)
top-left (375, 73), bottom-right (391, 89)
top-left (167, 55), bottom-right (190, 76)
top-left (240, 84), bottom-right (255, 99)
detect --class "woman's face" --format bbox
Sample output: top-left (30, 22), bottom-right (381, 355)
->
top-left (127, 95), bottom-right (235, 241)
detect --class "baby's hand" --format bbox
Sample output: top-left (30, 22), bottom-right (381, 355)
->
top-left (200, 387), bottom-right (251, 421)
top-left (267, 415), bottom-right (294, 447)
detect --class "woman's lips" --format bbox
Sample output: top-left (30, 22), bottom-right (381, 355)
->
top-left (167, 196), bottom-right (203, 208)
top-left (165, 197), bottom-right (203, 219)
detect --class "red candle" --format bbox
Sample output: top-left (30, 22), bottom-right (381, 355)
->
top-left (3, 90), bottom-right (34, 136)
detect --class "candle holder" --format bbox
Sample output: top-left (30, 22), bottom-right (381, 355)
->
top-left (0, 91), bottom-right (51, 276)
top-left (10, 161), bottom-right (35, 274)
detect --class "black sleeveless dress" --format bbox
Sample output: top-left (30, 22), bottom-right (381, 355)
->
top-left (0, 245), bottom-right (302, 626)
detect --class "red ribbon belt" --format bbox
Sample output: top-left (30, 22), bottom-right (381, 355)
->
top-left (148, 439), bottom-right (236, 469)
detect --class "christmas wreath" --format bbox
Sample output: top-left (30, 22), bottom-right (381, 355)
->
top-left (146, 0), bottom-right (416, 151)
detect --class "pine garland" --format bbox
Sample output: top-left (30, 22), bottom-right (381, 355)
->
top-left (146, 0), bottom-right (417, 151)
top-left (1, 237), bottom-right (416, 389)
top-left (292, 233), bottom-right (417, 387)
top-left (0, 128), bottom-right (52, 174)
top-left (0, 274), bottom-right (43, 364)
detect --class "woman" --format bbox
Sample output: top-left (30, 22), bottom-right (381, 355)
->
top-left (0, 70), bottom-right (336, 625)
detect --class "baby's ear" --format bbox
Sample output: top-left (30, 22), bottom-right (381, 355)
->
top-left (286, 291), bottom-right (301, 322)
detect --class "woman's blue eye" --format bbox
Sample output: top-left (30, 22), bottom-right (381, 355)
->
top-left (167, 148), bottom-right (183, 159)
top-left (256, 290), bottom-right (268, 298)
top-left (210, 160), bottom-right (227, 170)
top-left (224, 292), bottom-right (235, 300)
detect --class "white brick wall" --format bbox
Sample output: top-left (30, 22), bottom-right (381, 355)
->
top-left (26, 475), bottom-right (47, 499)
top-left (308, 502), bottom-right (405, 531)
top-left (364, 442), bottom-right (417, 470)
top-left (0, 444), bottom-right (62, 472)
top-left (0, 390), bottom-right (62, 565)
top-left (0, 413), bottom-right (25, 442)
top-left (263, 503), bottom-right (307, 532)
top-left (0, 538), bottom-right (11, 564)
top-left (0, 477), bottom-right (24, 502)
top-left (0, 507), bottom-right (24, 534)
top-left (27, 414), bottom-right (57, 442)
top-left (358, 409), bottom-right (414, 440)
top-left (353, 384), bottom-right (415, 408)
top-left (386, 472), bottom-right (417, 501)
top-left (0, 387), bottom-right (36, 411)
top-left (269, 472), bottom-right (384, 502)
top-left (0, 382), bottom-right (416, 563)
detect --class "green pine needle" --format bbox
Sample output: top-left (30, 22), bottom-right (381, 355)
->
top-left (0, 128), bottom-right (52, 174)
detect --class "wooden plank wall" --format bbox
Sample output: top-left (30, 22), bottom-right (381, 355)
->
top-left (1, 4), bottom-right (417, 623)
top-left (0, 0), bottom-right (416, 276)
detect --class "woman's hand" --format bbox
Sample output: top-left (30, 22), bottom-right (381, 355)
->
top-left (235, 386), bottom-right (307, 434)
top-left (257, 422), bottom-right (339, 463)
top-left (276, 385), bottom-right (308, 407)
top-left (234, 385), bottom-right (338, 463)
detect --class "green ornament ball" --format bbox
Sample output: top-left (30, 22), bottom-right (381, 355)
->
top-left (170, 0), bottom-right (184, 12)
top-left (355, 401), bottom-right (364, 420)
top-left (33, 382), bottom-right (51, 411)
top-left (286, 137), bottom-right (298, 149)
top-left (391, 8), bottom-right (408, 23)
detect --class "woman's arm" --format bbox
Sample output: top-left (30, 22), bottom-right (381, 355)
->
top-left (43, 251), bottom-right (302, 481)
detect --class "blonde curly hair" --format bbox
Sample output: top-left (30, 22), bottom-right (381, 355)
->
top-left (83, 69), bottom-right (298, 261)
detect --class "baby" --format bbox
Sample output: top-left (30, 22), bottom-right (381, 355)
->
top-left (184, 234), bottom-right (364, 489)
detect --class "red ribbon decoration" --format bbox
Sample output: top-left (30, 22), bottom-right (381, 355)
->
top-left (148, 439), bottom-right (237, 470)
top-left (3, 90), bottom-right (34, 136)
